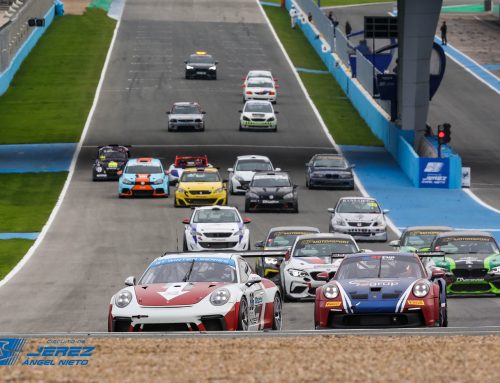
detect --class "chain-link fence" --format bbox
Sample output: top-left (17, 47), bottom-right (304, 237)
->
top-left (0, 0), bottom-right (53, 72)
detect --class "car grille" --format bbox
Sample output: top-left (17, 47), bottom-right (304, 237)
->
top-left (188, 190), bottom-right (212, 195)
top-left (134, 181), bottom-right (153, 185)
top-left (347, 222), bottom-right (371, 227)
top-left (141, 323), bottom-right (193, 332)
top-left (451, 283), bottom-right (491, 292)
top-left (186, 199), bottom-right (217, 205)
top-left (251, 118), bottom-right (266, 122)
top-left (178, 119), bottom-right (195, 123)
top-left (340, 314), bottom-right (422, 327)
top-left (350, 293), bottom-right (368, 299)
top-left (347, 229), bottom-right (373, 234)
top-left (199, 242), bottom-right (238, 249)
top-left (132, 190), bottom-right (154, 197)
top-left (453, 268), bottom-right (488, 279)
top-left (204, 232), bottom-right (233, 238)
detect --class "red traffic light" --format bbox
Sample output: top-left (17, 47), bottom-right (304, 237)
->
top-left (437, 131), bottom-right (446, 139)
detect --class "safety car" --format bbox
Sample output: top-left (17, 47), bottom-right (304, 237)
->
top-left (182, 206), bottom-right (251, 252)
top-left (168, 155), bottom-right (212, 185)
top-left (305, 153), bottom-right (354, 189)
top-left (175, 168), bottom-right (227, 207)
top-left (314, 252), bottom-right (448, 329)
top-left (184, 52), bottom-right (217, 79)
top-left (108, 252), bottom-right (282, 332)
top-left (92, 145), bottom-right (130, 181)
top-left (227, 155), bottom-right (278, 194)
top-left (280, 233), bottom-right (360, 301)
top-left (429, 231), bottom-right (500, 295)
top-left (243, 77), bottom-right (278, 103)
top-left (245, 171), bottom-right (298, 213)
top-left (239, 101), bottom-right (278, 131)
top-left (254, 226), bottom-right (320, 278)
top-left (390, 226), bottom-right (453, 253)
top-left (328, 197), bottom-right (389, 241)
top-left (118, 158), bottom-right (169, 198)
top-left (167, 102), bottom-right (206, 131)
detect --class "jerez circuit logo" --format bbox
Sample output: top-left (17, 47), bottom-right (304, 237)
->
top-left (423, 162), bottom-right (444, 173)
top-left (0, 338), bottom-right (26, 366)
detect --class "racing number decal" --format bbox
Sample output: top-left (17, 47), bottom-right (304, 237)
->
top-left (248, 291), bottom-right (264, 328)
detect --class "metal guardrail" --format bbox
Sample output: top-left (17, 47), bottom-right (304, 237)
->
top-left (0, 0), bottom-right (53, 72)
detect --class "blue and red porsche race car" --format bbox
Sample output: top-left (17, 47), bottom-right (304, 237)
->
top-left (314, 252), bottom-right (447, 329)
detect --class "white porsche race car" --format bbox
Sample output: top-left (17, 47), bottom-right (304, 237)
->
top-left (280, 233), bottom-right (360, 301)
top-left (108, 252), bottom-right (283, 332)
top-left (182, 206), bottom-right (251, 251)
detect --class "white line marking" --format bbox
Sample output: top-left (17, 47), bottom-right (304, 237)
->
top-left (321, 2), bottom-right (394, 9)
top-left (463, 189), bottom-right (500, 214)
top-left (0, 20), bottom-right (122, 288)
top-left (82, 144), bottom-right (335, 150)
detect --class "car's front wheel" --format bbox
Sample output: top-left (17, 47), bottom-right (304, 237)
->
top-left (272, 294), bottom-right (283, 330)
top-left (237, 297), bottom-right (249, 331)
top-left (438, 300), bottom-right (448, 327)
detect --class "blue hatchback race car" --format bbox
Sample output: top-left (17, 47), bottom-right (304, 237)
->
top-left (314, 252), bottom-right (447, 329)
top-left (118, 158), bottom-right (169, 198)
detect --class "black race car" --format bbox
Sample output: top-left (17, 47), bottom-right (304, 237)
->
top-left (305, 153), bottom-right (354, 189)
top-left (244, 171), bottom-right (298, 213)
top-left (184, 52), bottom-right (217, 80)
top-left (92, 145), bottom-right (130, 181)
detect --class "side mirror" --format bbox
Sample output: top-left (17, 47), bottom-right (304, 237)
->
top-left (275, 84), bottom-right (280, 88)
top-left (389, 240), bottom-right (399, 247)
top-left (383, 209), bottom-right (390, 214)
top-left (327, 208), bottom-right (335, 213)
top-left (274, 111), bottom-right (279, 114)
top-left (273, 78), bottom-right (278, 81)
top-left (431, 268), bottom-right (446, 280)
top-left (165, 170), bottom-right (169, 175)
top-left (305, 162), bottom-right (310, 166)
top-left (238, 110), bottom-right (242, 113)
top-left (350, 164), bottom-right (356, 169)
top-left (183, 60), bottom-right (187, 64)
top-left (223, 179), bottom-right (228, 183)
top-left (202, 111), bottom-right (206, 114)
top-left (316, 272), bottom-right (329, 281)
top-left (182, 218), bottom-right (190, 224)
top-left (246, 273), bottom-right (262, 286)
top-left (275, 168), bottom-right (281, 171)
top-left (284, 250), bottom-right (291, 261)
top-left (166, 111), bottom-right (171, 114)
top-left (227, 168), bottom-right (234, 172)
top-left (124, 276), bottom-right (136, 286)
top-left (243, 217), bottom-right (252, 224)
top-left (241, 77), bottom-right (246, 80)
top-left (215, 61), bottom-right (219, 64)
top-left (293, 184), bottom-right (298, 188)
top-left (254, 241), bottom-right (264, 248)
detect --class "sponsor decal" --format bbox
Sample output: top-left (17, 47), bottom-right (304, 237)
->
top-left (349, 280), bottom-right (399, 287)
top-left (407, 300), bottom-right (425, 306)
top-left (419, 158), bottom-right (449, 188)
top-left (325, 301), bottom-right (342, 308)
top-left (409, 231), bottom-right (441, 236)
top-left (150, 257), bottom-right (236, 268)
top-left (299, 239), bottom-right (350, 245)
top-left (1, 338), bottom-right (94, 367)
top-left (157, 283), bottom-right (190, 302)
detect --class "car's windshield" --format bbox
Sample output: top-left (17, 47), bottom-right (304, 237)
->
top-left (266, 230), bottom-right (316, 247)
top-left (248, 80), bottom-right (273, 88)
top-left (294, 238), bottom-right (358, 257)
top-left (180, 172), bottom-right (220, 183)
top-left (251, 175), bottom-right (290, 188)
top-left (189, 55), bottom-right (214, 64)
top-left (249, 73), bottom-right (272, 80)
top-left (193, 209), bottom-right (240, 223)
top-left (337, 199), bottom-right (380, 214)
top-left (336, 255), bottom-right (424, 279)
top-left (402, 231), bottom-right (442, 248)
top-left (433, 236), bottom-right (499, 254)
top-left (312, 157), bottom-right (346, 168)
top-left (172, 105), bottom-right (200, 114)
top-left (125, 165), bottom-right (163, 174)
top-left (99, 150), bottom-right (128, 161)
top-left (236, 160), bottom-right (273, 172)
top-left (244, 103), bottom-right (273, 113)
top-left (140, 258), bottom-right (237, 284)
top-left (175, 158), bottom-right (207, 168)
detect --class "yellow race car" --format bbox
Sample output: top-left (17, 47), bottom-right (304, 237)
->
top-left (175, 168), bottom-right (227, 207)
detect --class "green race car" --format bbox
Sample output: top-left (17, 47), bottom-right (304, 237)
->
top-left (390, 226), bottom-right (453, 253)
top-left (429, 231), bottom-right (500, 295)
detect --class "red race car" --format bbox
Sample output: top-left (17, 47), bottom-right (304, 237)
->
top-left (167, 155), bottom-right (212, 184)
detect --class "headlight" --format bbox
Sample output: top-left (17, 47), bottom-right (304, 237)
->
top-left (210, 288), bottom-right (231, 306)
top-left (288, 269), bottom-right (307, 278)
top-left (122, 178), bottom-right (134, 185)
top-left (170, 119), bottom-right (177, 123)
top-left (412, 281), bottom-right (430, 297)
top-left (153, 178), bottom-right (164, 185)
top-left (264, 257), bottom-right (278, 265)
top-left (375, 216), bottom-right (385, 226)
top-left (186, 65), bottom-right (194, 70)
top-left (177, 187), bottom-right (186, 193)
top-left (209, 65), bottom-right (216, 70)
top-left (247, 192), bottom-right (259, 199)
top-left (115, 290), bottom-right (132, 308)
top-left (234, 175), bottom-right (245, 182)
top-left (283, 192), bottom-right (294, 199)
top-left (95, 166), bottom-right (103, 173)
top-left (323, 284), bottom-right (339, 299)
top-left (490, 266), bottom-right (500, 274)
top-left (339, 172), bottom-right (352, 179)
top-left (267, 117), bottom-right (275, 121)
top-left (242, 116), bottom-right (250, 121)
top-left (214, 188), bottom-right (224, 194)
top-left (334, 217), bottom-right (345, 226)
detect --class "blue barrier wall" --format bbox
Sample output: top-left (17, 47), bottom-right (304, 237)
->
top-left (284, 0), bottom-right (461, 188)
top-left (0, 5), bottom-right (56, 96)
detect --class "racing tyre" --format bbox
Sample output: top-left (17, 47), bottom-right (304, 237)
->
top-left (237, 297), bottom-right (249, 331)
top-left (239, 124), bottom-right (243, 131)
top-left (293, 203), bottom-right (299, 214)
top-left (113, 321), bottom-right (130, 332)
top-left (244, 202), bottom-right (250, 213)
top-left (183, 236), bottom-right (188, 252)
top-left (438, 301), bottom-right (448, 327)
top-left (272, 294), bottom-right (283, 330)
top-left (229, 181), bottom-right (235, 195)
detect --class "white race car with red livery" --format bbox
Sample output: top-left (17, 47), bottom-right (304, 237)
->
top-left (108, 252), bottom-right (283, 332)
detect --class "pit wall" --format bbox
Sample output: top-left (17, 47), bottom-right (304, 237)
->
top-left (284, 0), bottom-right (462, 188)
top-left (0, 4), bottom-right (55, 96)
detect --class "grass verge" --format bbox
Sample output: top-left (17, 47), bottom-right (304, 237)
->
top-left (264, 5), bottom-right (382, 146)
top-left (0, 173), bottom-right (68, 232)
top-left (0, 239), bottom-right (34, 280)
top-left (0, 9), bottom-right (116, 144)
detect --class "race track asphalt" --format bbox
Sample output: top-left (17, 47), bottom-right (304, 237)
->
top-left (0, 0), bottom-right (498, 333)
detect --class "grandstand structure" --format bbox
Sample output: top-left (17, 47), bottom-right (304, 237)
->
top-left (0, 0), bottom-right (53, 72)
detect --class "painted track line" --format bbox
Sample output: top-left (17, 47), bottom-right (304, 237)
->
top-left (82, 144), bottom-right (335, 150)
top-left (0, 19), bottom-right (122, 288)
